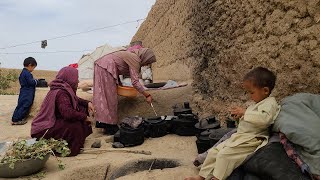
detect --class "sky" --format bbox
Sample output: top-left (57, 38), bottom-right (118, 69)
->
top-left (0, 0), bottom-right (156, 70)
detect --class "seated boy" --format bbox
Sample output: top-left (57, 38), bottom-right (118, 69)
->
top-left (185, 67), bottom-right (280, 180)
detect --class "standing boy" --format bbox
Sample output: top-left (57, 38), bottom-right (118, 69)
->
top-left (12, 57), bottom-right (38, 125)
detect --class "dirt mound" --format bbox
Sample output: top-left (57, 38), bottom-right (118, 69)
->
top-left (133, 0), bottom-right (320, 119)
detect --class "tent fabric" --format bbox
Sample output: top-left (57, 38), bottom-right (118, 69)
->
top-left (77, 44), bottom-right (125, 80)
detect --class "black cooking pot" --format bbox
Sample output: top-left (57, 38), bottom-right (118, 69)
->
top-left (173, 108), bottom-right (192, 116)
top-left (171, 114), bottom-right (198, 129)
top-left (144, 117), bottom-right (168, 138)
top-left (36, 79), bottom-right (48, 87)
top-left (113, 130), bottom-right (120, 142)
top-left (226, 118), bottom-right (236, 128)
top-left (144, 82), bottom-right (167, 88)
top-left (195, 115), bottom-right (221, 130)
top-left (119, 123), bottom-right (144, 147)
top-left (171, 114), bottom-right (200, 136)
top-left (209, 128), bottom-right (235, 146)
top-left (163, 116), bottom-right (177, 133)
top-left (196, 129), bottom-right (213, 154)
top-left (173, 102), bottom-right (193, 116)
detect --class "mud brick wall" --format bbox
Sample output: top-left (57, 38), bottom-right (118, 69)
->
top-left (133, 0), bottom-right (320, 117)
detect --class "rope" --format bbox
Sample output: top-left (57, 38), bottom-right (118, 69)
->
top-left (0, 18), bottom-right (145, 50)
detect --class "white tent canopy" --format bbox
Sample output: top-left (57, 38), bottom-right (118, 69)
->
top-left (77, 44), bottom-right (125, 80)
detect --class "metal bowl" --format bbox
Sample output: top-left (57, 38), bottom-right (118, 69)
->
top-left (144, 82), bottom-right (167, 88)
top-left (0, 154), bottom-right (50, 178)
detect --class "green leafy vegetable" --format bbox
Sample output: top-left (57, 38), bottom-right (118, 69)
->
top-left (0, 138), bottom-right (70, 170)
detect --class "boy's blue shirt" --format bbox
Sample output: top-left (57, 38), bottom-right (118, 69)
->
top-left (19, 68), bottom-right (37, 89)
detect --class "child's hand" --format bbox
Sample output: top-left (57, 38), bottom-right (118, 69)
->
top-left (88, 102), bottom-right (96, 117)
top-left (85, 118), bottom-right (92, 125)
top-left (230, 107), bottom-right (245, 119)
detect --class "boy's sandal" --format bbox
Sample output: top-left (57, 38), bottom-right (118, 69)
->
top-left (11, 120), bottom-right (28, 125)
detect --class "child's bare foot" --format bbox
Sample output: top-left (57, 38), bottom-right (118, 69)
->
top-left (184, 175), bottom-right (205, 180)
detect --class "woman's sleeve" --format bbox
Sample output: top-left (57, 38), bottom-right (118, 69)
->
top-left (78, 98), bottom-right (90, 115)
top-left (56, 91), bottom-right (87, 122)
top-left (129, 67), bottom-right (145, 93)
top-left (78, 98), bottom-right (89, 107)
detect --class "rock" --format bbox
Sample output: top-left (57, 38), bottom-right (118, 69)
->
top-left (112, 142), bottom-right (124, 148)
top-left (91, 140), bottom-right (101, 148)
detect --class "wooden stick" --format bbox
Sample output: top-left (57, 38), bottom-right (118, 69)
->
top-left (81, 148), bottom-right (152, 155)
top-left (143, 159), bottom-right (156, 180)
top-left (148, 159), bottom-right (156, 172)
top-left (41, 129), bottom-right (49, 139)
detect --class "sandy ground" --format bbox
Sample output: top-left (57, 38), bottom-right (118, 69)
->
top-left (0, 83), bottom-right (200, 180)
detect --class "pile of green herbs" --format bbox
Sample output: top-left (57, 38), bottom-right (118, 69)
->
top-left (0, 138), bottom-right (70, 170)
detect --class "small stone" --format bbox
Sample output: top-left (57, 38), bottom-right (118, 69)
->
top-left (91, 139), bottom-right (101, 148)
top-left (112, 142), bottom-right (124, 148)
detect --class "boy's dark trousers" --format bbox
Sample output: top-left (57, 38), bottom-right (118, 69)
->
top-left (12, 88), bottom-right (35, 122)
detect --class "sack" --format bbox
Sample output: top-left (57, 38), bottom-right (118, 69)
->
top-left (119, 123), bottom-right (144, 147)
top-left (144, 117), bottom-right (168, 138)
top-left (242, 143), bottom-right (311, 180)
top-left (227, 167), bottom-right (261, 180)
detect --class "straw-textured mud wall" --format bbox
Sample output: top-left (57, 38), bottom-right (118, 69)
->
top-left (133, 0), bottom-right (320, 117)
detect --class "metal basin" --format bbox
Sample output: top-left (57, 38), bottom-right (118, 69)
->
top-left (0, 154), bottom-right (50, 178)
